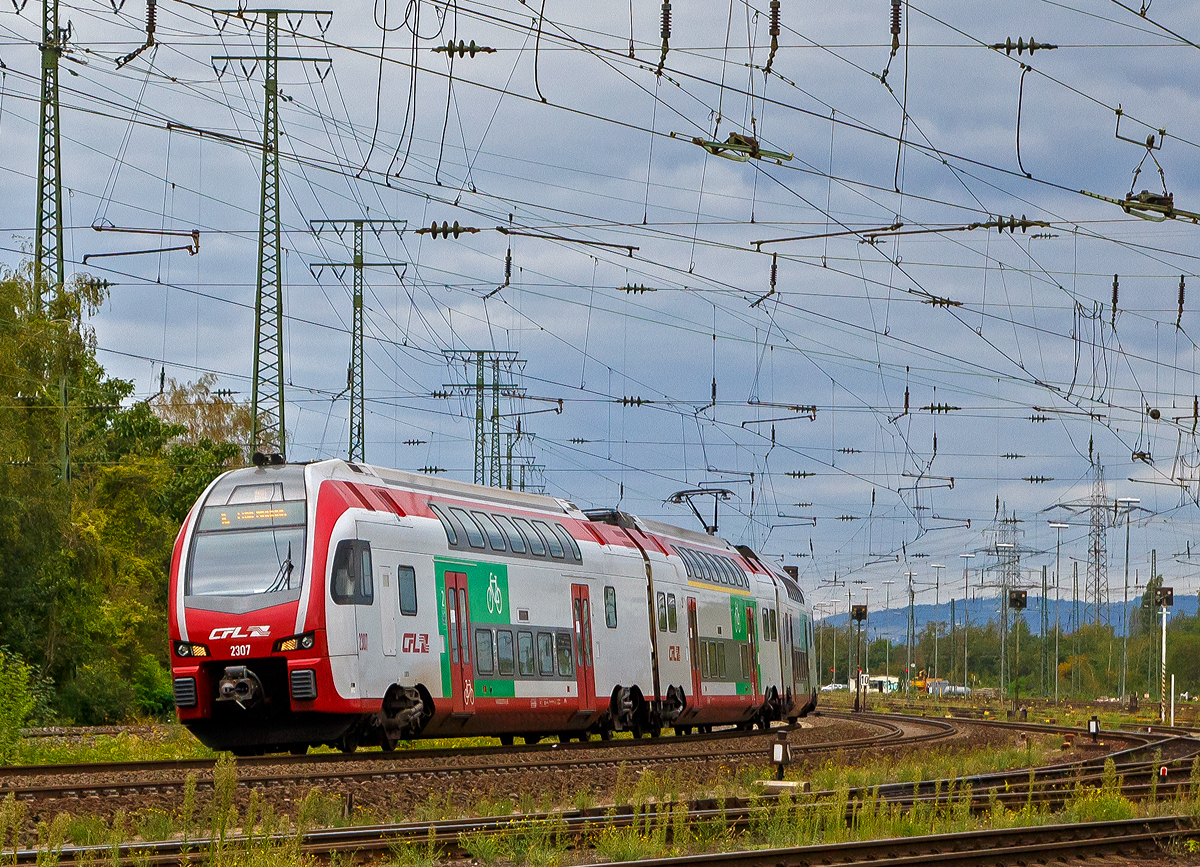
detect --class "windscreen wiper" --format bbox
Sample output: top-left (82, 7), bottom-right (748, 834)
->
top-left (266, 542), bottom-right (293, 592)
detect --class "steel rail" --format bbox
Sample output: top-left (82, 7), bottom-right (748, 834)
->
top-left (2, 718), bottom-right (957, 803)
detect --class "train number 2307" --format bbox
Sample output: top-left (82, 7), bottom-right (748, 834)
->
top-left (229, 644), bottom-right (252, 657)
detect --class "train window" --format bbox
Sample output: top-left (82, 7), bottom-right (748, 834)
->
top-left (492, 514), bottom-right (526, 553)
top-left (457, 593), bottom-right (471, 665)
top-left (427, 504), bottom-right (458, 546)
top-left (475, 629), bottom-right (494, 674)
top-left (533, 521), bottom-right (564, 558)
top-left (700, 552), bottom-right (724, 585)
top-left (656, 592), bottom-right (667, 631)
top-left (447, 589), bottom-right (460, 664)
top-left (473, 512), bottom-right (508, 552)
top-left (740, 644), bottom-right (750, 679)
top-left (552, 524), bottom-right (582, 562)
top-left (717, 643), bottom-right (727, 678)
top-left (718, 557), bottom-right (740, 587)
top-left (604, 586), bottom-right (617, 628)
top-left (667, 594), bottom-right (677, 633)
top-left (556, 633), bottom-right (574, 676)
top-left (762, 608), bottom-right (770, 642)
top-left (511, 517), bottom-right (546, 556)
top-left (331, 540), bottom-right (374, 605)
top-left (397, 566), bottom-right (417, 615)
top-left (537, 632), bottom-right (555, 675)
top-left (496, 630), bottom-right (515, 676)
top-left (580, 599), bottom-right (594, 668)
top-left (517, 631), bottom-right (535, 676)
top-left (701, 642), bottom-right (710, 678)
top-left (769, 609), bottom-right (778, 641)
top-left (449, 507), bottom-right (486, 548)
top-left (675, 548), bottom-right (693, 580)
top-left (712, 554), bottom-right (732, 586)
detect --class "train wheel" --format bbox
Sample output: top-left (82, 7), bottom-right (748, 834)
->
top-left (649, 727), bottom-right (660, 738)
top-left (523, 735), bottom-right (542, 745)
top-left (338, 732), bottom-right (359, 754)
top-left (499, 735), bottom-right (514, 746)
top-left (290, 744), bottom-right (308, 756)
top-left (599, 728), bottom-right (612, 741)
top-left (631, 723), bottom-right (644, 739)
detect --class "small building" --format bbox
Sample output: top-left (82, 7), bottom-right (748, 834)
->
top-left (867, 674), bottom-right (900, 693)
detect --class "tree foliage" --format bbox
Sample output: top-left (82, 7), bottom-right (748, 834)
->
top-left (0, 265), bottom-right (245, 723)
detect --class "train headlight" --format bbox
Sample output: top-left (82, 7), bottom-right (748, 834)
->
top-left (274, 631), bottom-right (315, 653)
top-left (175, 641), bottom-right (209, 658)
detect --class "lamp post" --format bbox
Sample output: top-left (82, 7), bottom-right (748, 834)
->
top-left (1048, 522), bottom-right (1068, 703)
top-left (883, 579), bottom-right (895, 693)
top-left (1116, 497), bottom-right (1139, 704)
top-left (904, 571), bottom-right (917, 694)
top-left (931, 563), bottom-right (945, 682)
top-left (960, 553), bottom-right (974, 693)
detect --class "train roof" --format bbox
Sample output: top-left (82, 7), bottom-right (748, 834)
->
top-left (241, 459), bottom-right (804, 604)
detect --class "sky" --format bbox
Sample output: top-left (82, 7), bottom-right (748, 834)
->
top-left (2, 0), bottom-right (1200, 623)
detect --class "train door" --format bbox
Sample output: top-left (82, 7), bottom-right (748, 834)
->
top-left (327, 540), bottom-right (362, 698)
top-left (686, 597), bottom-right (702, 701)
top-left (746, 606), bottom-right (760, 700)
top-left (444, 571), bottom-right (475, 716)
top-left (353, 527), bottom-right (382, 696)
top-left (380, 565), bottom-right (397, 658)
top-left (571, 584), bottom-right (596, 711)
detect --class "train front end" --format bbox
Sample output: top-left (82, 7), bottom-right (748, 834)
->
top-left (168, 463), bottom-right (341, 754)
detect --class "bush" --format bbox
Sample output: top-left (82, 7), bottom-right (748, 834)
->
top-left (0, 649), bottom-right (37, 762)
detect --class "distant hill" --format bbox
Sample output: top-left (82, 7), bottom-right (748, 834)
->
top-left (816, 594), bottom-right (1198, 639)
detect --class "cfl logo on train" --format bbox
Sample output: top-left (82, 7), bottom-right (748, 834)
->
top-left (401, 633), bottom-right (430, 653)
top-left (209, 625), bottom-right (270, 640)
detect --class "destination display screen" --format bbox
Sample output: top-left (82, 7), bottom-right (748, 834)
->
top-left (197, 501), bottom-right (306, 532)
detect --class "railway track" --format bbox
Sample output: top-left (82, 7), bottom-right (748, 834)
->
top-left (1, 716), bottom-right (953, 803)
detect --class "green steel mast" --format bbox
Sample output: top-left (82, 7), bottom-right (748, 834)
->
top-left (212, 7), bottom-right (332, 459)
top-left (35, 0), bottom-right (65, 313)
top-left (309, 218), bottom-right (406, 463)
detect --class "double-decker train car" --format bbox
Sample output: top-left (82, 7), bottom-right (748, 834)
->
top-left (169, 458), bottom-right (817, 754)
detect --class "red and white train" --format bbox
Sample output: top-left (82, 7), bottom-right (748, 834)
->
top-left (169, 458), bottom-right (818, 753)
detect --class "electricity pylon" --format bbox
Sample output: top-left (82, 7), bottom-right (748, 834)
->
top-left (212, 7), bottom-right (332, 459)
top-left (309, 218), bottom-right (406, 463)
top-left (35, 0), bottom-right (66, 312)
top-left (442, 350), bottom-right (525, 485)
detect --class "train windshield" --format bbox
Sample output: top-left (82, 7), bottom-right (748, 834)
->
top-left (187, 501), bottom-right (307, 597)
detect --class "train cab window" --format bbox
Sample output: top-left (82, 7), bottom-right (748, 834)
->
top-left (428, 503), bottom-right (458, 546)
top-left (449, 507), bottom-right (486, 548)
top-left (656, 592), bottom-right (668, 631)
top-left (556, 633), bottom-right (574, 676)
top-left (667, 594), bottom-right (677, 633)
top-left (537, 632), bottom-right (555, 675)
top-left (604, 586), bottom-right (617, 628)
top-left (492, 514), bottom-right (526, 553)
top-left (397, 566), bottom-right (417, 615)
top-left (517, 631), bottom-right (536, 676)
top-left (473, 512), bottom-right (508, 552)
top-left (552, 524), bottom-right (582, 562)
top-left (496, 630), bottom-right (515, 676)
top-left (769, 609), bottom-right (778, 641)
top-left (511, 517), bottom-right (546, 556)
top-left (533, 520), bottom-right (564, 558)
top-left (475, 629), bottom-right (494, 674)
top-left (331, 540), bottom-right (374, 605)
